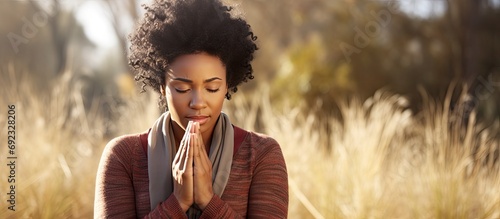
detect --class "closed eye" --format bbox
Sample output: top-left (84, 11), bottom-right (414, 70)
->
top-left (175, 88), bottom-right (190, 93)
top-left (207, 88), bottom-right (220, 93)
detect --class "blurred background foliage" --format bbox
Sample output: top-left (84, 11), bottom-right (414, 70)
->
top-left (1, 0), bottom-right (500, 218)
top-left (1, 0), bottom-right (499, 126)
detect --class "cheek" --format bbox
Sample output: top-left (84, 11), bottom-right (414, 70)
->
top-left (165, 88), bottom-right (183, 109)
top-left (170, 96), bottom-right (184, 104)
top-left (211, 93), bottom-right (226, 109)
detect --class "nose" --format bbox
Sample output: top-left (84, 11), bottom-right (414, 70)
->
top-left (189, 89), bottom-right (206, 110)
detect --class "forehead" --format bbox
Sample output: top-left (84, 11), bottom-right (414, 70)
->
top-left (168, 53), bottom-right (226, 79)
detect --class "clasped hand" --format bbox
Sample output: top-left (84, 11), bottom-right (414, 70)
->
top-left (172, 121), bottom-right (214, 212)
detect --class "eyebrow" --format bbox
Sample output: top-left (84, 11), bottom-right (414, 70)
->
top-left (172, 77), bottom-right (222, 83)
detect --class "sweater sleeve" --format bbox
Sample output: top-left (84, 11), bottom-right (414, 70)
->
top-left (94, 136), bottom-right (187, 219)
top-left (199, 137), bottom-right (289, 219)
top-left (246, 138), bottom-right (289, 218)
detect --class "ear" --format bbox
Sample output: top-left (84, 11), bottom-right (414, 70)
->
top-left (160, 85), bottom-right (166, 96)
top-left (224, 84), bottom-right (229, 96)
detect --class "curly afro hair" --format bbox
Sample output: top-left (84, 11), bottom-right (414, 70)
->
top-left (128, 0), bottom-right (258, 111)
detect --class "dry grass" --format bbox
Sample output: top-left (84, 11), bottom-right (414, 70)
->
top-left (226, 86), bottom-right (500, 219)
top-left (0, 69), bottom-right (499, 218)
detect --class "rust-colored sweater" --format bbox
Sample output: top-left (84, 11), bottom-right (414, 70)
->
top-left (94, 129), bottom-right (288, 218)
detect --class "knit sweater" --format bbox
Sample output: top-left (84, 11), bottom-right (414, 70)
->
top-left (94, 128), bottom-right (288, 218)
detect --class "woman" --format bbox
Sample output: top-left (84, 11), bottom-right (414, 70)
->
top-left (93, 0), bottom-right (288, 218)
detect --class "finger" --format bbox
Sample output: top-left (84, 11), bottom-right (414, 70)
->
top-left (193, 133), bottom-right (201, 158)
top-left (195, 123), bottom-right (207, 157)
top-left (173, 121), bottom-right (193, 183)
top-left (188, 132), bottom-right (195, 169)
top-left (177, 170), bottom-right (183, 185)
top-left (182, 130), bottom-right (192, 173)
top-left (194, 122), bottom-right (200, 134)
top-left (181, 138), bottom-right (191, 172)
top-left (191, 122), bottom-right (198, 134)
top-left (175, 142), bottom-right (193, 184)
top-left (193, 134), bottom-right (204, 171)
top-left (195, 133), bottom-right (211, 172)
top-left (173, 148), bottom-right (184, 182)
top-left (172, 165), bottom-right (181, 184)
top-left (193, 122), bottom-right (204, 155)
top-left (178, 122), bottom-right (193, 171)
top-left (172, 139), bottom-right (183, 164)
top-left (173, 125), bottom-right (189, 167)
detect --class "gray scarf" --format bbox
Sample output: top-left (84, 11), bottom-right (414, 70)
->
top-left (148, 112), bottom-right (234, 218)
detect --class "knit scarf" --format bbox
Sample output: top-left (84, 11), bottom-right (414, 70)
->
top-left (147, 112), bottom-right (234, 218)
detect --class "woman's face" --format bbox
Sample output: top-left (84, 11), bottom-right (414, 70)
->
top-left (164, 52), bottom-right (228, 137)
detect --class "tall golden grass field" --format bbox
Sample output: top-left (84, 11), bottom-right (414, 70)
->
top-left (0, 70), bottom-right (499, 218)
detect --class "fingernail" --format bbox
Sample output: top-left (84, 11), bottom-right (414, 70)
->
top-left (192, 122), bottom-right (197, 133)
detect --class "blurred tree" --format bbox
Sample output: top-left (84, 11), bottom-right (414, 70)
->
top-left (443, 0), bottom-right (500, 120)
top-left (103, 0), bottom-right (142, 73)
top-left (0, 0), bottom-right (94, 90)
top-left (269, 0), bottom-right (399, 113)
top-left (266, 0), bottom-right (499, 122)
top-left (4, 0), bottom-right (491, 124)
top-left (0, 0), bottom-right (122, 134)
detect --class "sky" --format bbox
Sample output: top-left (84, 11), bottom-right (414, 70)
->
top-left (75, 0), bottom-right (498, 49)
top-left (75, 1), bottom-right (117, 48)
top-left (398, 0), bottom-right (446, 18)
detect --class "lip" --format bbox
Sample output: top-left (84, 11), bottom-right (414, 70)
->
top-left (186, 115), bottom-right (210, 125)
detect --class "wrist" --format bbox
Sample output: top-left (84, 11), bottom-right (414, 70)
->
top-left (197, 193), bottom-right (214, 210)
top-left (179, 202), bottom-right (191, 212)
top-left (174, 194), bottom-right (191, 212)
